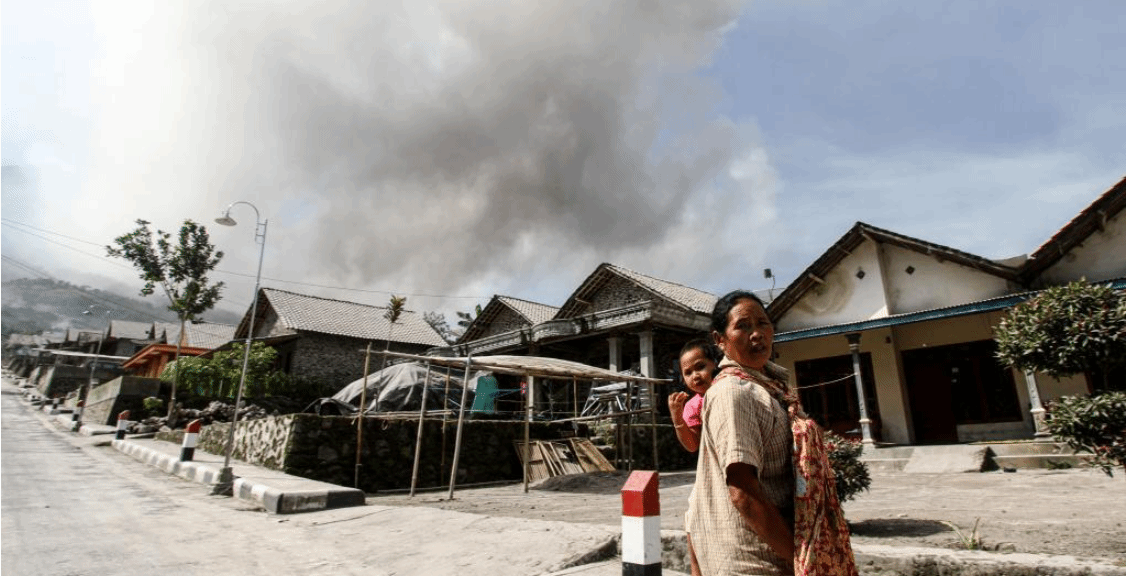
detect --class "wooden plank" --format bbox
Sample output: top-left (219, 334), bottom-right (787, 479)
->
top-left (570, 438), bottom-right (616, 472)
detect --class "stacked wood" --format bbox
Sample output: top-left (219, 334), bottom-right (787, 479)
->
top-left (513, 438), bottom-right (616, 483)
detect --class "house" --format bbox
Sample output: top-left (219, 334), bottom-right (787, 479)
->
top-left (123, 322), bottom-right (237, 379)
top-left (231, 288), bottom-right (447, 387)
top-left (449, 263), bottom-right (724, 418)
top-left (767, 176), bottom-right (1126, 445)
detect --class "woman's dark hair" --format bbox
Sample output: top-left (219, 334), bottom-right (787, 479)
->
top-left (710, 290), bottom-right (769, 334)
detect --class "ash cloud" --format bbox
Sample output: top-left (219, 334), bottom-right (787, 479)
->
top-left (87, 0), bottom-right (776, 307)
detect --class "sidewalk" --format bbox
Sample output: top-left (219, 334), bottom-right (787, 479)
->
top-left (10, 376), bottom-right (1125, 576)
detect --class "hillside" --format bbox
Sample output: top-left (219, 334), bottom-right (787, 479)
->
top-left (1, 278), bottom-right (243, 337)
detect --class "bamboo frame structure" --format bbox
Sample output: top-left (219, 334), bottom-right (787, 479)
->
top-left (383, 351), bottom-right (670, 499)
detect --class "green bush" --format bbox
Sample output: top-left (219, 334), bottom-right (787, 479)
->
top-left (1046, 391), bottom-right (1126, 477)
top-left (142, 396), bottom-right (164, 418)
top-left (826, 431), bottom-right (871, 502)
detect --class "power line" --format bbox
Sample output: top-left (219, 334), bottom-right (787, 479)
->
top-left (2, 218), bottom-right (489, 302)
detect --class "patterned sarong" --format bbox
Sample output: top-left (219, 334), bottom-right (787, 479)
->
top-left (718, 363), bottom-right (859, 576)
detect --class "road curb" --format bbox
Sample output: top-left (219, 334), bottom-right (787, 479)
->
top-left (112, 439), bottom-right (366, 514)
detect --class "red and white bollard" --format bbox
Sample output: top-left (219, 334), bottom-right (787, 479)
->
top-left (115, 410), bottom-right (131, 440)
top-left (180, 419), bottom-right (202, 461)
top-left (621, 470), bottom-right (662, 576)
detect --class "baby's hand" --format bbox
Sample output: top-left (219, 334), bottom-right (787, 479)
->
top-left (668, 391), bottom-right (688, 415)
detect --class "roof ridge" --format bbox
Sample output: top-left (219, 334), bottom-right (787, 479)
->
top-left (496, 294), bottom-right (559, 308)
top-left (607, 263), bottom-right (717, 297)
top-left (262, 286), bottom-right (421, 314)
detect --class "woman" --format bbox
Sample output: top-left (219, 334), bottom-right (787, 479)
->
top-left (687, 290), bottom-right (856, 576)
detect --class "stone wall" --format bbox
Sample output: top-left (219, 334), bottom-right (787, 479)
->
top-left (199, 415), bottom-right (294, 470)
top-left (83, 376), bottom-right (165, 426)
top-left (617, 423), bottom-right (699, 472)
top-left (480, 307), bottom-right (530, 339)
top-left (197, 414), bottom-right (575, 492)
top-left (37, 365), bottom-right (92, 397)
top-left (288, 333), bottom-right (431, 387)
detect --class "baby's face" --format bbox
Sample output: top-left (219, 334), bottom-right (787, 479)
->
top-left (679, 348), bottom-right (716, 395)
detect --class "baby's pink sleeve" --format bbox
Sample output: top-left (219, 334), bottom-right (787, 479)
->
top-left (682, 394), bottom-right (704, 428)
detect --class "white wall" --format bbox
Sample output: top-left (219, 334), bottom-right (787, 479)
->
top-left (780, 241), bottom-right (889, 332)
top-left (1040, 211), bottom-right (1126, 284)
top-left (880, 243), bottom-right (1015, 314)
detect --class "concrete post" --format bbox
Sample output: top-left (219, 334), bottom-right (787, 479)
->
top-left (608, 337), bottom-right (623, 373)
top-left (115, 410), bottom-right (131, 441)
top-left (180, 419), bottom-right (202, 461)
top-left (845, 333), bottom-right (875, 445)
top-left (1024, 370), bottom-right (1052, 439)
top-left (621, 470), bottom-right (661, 575)
top-left (638, 331), bottom-right (658, 470)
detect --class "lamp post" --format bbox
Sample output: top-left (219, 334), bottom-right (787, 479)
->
top-left (75, 305), bottom-right (113, 432)
top-left (213, 201), bottom-right (268, 495)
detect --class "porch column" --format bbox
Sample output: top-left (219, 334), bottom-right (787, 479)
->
top-left (638, 331), bottom-right (659, 469)
top-left (1024, 370), bottom-right (1052, 439)
top-left (608, 337), bottom-right (622, 373)
top-left (845, 333), bottom-right (875, 445)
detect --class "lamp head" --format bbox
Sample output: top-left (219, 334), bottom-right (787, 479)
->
top-left (215, 212), bottom-right (237, 226)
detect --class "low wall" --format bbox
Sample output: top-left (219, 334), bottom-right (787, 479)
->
top-left (38, 365), bottom-right (89, 397)
top-left (190, 414), bottom-right (700, 492)
top-left (83, 376), bottom-right (164, 425)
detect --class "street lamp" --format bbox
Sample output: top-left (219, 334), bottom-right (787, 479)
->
top-left (75, 305), bottom-right (113, 432)
top-left (213, 201), bottom-right (268, 495)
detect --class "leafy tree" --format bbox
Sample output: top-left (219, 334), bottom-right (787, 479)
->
top-left (162, 341), bottom-right (282, 399)
top-left (423, 311), bottom-right (457, 344)
top-left (108, 219), bottom-right (224, 422)
top-left (452, 303), bottom-right (484, 339)
top-left (1044, 392), bottom-right (1126, 476)
top-left (994, 281), bottom-right (1126, 389)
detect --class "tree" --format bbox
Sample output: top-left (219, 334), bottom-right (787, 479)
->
top-left (107, 219), bottom-right (224, 423)
top-left (995, 281), bottom-right (1126, 388)
top-left (162, 341), bottom-right (281, 399)
top-left (423, 311), bottom-right (458, 344)
top-left (452, 303), bottom-right (483, 339)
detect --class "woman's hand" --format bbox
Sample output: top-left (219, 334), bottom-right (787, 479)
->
top-left (668, 391), bottom-right (689, 420)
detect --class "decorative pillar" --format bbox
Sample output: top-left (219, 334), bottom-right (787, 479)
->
top-left (1024, 370), bottom-right (1052, 439)
top-left (845, 333), bottom-right (875, 445)
top-left (638, 331), bottom-right (659, 470)
top-left (608, 337), bottom-right (623, 373)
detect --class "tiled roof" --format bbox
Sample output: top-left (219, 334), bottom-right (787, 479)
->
top-left (1022, 176), bottom-right (1126, 281)
top-left (249, 288), bottom-right (446, 347)
top-left (185, 323), bottom-right (237, 349)
top-left (767, 222), bottom-right (1021, 320)
top-left (608, 264), bottom-right (718, 314)
top-left (108, 320), bottom-right (155, 341)
top-left (497, 296), bottom-right (559, 325)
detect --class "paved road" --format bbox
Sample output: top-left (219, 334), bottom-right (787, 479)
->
top-left (0, 382), bottom-right (619, 576)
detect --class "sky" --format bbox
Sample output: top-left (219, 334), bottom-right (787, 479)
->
top-left (3, 0), bottom-right (1124, 326)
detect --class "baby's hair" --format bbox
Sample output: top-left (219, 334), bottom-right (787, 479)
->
top-left (679, 338), bottom-right (722, 364)
top-left (675, 338), bottom-right (722, 388)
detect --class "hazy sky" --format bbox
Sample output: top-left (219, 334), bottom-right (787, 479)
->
top-left (3, 0), bottom-right (1124, 324)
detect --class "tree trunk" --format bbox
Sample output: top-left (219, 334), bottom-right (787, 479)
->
top-left (166, 317), bottom-right (186, 427)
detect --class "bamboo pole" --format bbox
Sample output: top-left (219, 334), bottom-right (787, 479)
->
top-left (354, 342), bottom-right (373, 489)
top-left (649, 381), bottom-right (659, 470)
top-left (440, 366), bottom-right (452, 480)
top-left (523, 375), bottom-right (534, 493)
top-left (447, 355), bottom-right (473, 500)
top-left (572, 377), bottom-right (578, 419)
top-left (626, 380), bottom-right (634, 470)
top-left (409, 360), bottom-right (433, 497)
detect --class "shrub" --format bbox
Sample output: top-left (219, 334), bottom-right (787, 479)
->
top-left (826, 431), bottom-right (871, 502)
top-left (1046, 391), bottom-right (1126, 477)
top-left (142, 396), bottom-right (165, 418)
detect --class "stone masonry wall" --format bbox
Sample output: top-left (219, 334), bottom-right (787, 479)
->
top-left (288, 333), bottom-right (431, 387)
top-left (198, 415), bottom-right (295, 470)
top-left (590, 275), bottom-right (651, 313)
top-left (479, 307), bottom-right (529, 339)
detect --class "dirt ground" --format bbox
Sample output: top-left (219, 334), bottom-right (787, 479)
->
top-left (371, 467), bottom-right (1126, 563)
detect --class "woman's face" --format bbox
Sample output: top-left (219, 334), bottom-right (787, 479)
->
top-left (714, 298), bottom-right (774, 370)
top-left (679, 347), bottom-right (716, 395)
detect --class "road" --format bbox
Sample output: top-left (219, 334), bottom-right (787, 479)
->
top-left (0, 381), bottom-right (618, 576)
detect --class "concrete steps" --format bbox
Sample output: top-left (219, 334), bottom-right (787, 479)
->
top-left (859, 441), bottom-right (1094, 472)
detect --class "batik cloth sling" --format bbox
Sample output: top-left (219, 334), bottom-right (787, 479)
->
top-left (717, 363), bottom-right (859, 576)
